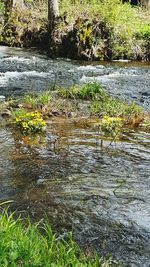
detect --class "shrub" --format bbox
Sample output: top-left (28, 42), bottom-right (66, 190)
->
top-left (134, 24), bottom-right (150, 40)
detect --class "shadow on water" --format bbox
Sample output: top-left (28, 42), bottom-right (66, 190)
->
top-left (0, 46), bottom-right (150, 266)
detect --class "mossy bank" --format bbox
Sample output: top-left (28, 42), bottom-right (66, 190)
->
top-left (0, 0), bottom-right (150, 61)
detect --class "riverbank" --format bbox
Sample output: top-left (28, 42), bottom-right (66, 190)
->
top-left (0, 0), bottom-right (150, 60)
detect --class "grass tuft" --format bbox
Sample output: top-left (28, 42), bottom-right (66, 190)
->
top-left (59, 82), bottom-right (107, 101)
top-left (0, 209), bottom-right (121, 266)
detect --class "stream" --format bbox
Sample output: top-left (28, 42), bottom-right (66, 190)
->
top-left (0, 46), bottom-right (150, 266)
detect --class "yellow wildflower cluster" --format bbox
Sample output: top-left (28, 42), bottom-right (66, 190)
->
top-left (102, 115), bottom-right (123, 124)
top-left (15, 111), bottom-right (46, 134)
top-left (101, 115), bottom-right (123, 136)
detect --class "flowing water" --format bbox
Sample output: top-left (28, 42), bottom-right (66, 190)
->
top-left (0, 46), bottom-right (150, 266)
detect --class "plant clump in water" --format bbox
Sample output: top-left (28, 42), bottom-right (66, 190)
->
top-left (2, 82), bottom-right (148, 140)
top-left (14, 110), bottom-right (46, 135)
top-left (100, 115), bottom-right (123, 137)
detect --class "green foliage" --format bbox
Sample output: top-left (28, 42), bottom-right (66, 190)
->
top-left (59, 81), bottom-right (142, 117)
top-left (59, 82), bottom-right (106, 100)
top-left (134, 24), bottom-right (150, 40)
top-left (0, 209), bottom-right (120, 267)
top-left (1, 0), bottom-right (149, 59)
top-left (23, 94), bottom-right (38, 107)
top-left (1, 7), bottom-right (31, 46)
top-left (100, 115), bottom-right (123, 137)
top-left (12, 108), bottom-right (27, 118)
top-left (0, 0), bottom-right (4, 12)
top-left (14, 110), bottom-right (46, 134)
top-left (23, 91), bottom-right (51, 107)
top-left (60, 0), bottom-right (150, 59)
top-left (38, 91), bottom-right (52, 105)
top-left (91, 97), bottom-right (142, 117)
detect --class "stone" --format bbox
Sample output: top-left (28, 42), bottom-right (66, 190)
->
top-left (0, 96), bottom-right (6, 102)
top-left (1, 109), bottom-right (12, 117)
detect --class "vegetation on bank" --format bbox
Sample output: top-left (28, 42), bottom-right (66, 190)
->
top-left (59, 0), bottom-right (150, 60)
top-left (1, 82), bottom-right (149, 137)
top-left (0, 0), bottom-right (149, 60)
top-left (0, 208), bottom-right (121, 267)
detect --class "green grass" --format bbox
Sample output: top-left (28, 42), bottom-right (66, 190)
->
top-left (0, 208), bottom-right (120, 267)
top-left (23, 94), bottom-right (38, 107)
top-left (23, 91), bottom-right (51, 107)
top-left (6, 82), bottom-right (145, 139)
top-left (90, 97), bottom-right (142, 117)
top-left (59, 82), bottom-right (107, 101)
top-left (59, 82), bottom-right (142, 117)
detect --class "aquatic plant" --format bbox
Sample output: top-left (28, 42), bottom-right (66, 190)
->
top-left (15, 110), bottom-right (46, 134)
top-left (0, 208), bottom-right (120, 267)
top-left (59, 81), bottom-right (142, 118)
top-left (100, 115), bottom-right (123, 137)
top-left (91, 97), bottom-right (142, 117)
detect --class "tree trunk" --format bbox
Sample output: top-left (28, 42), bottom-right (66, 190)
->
top-left (4, 0), bottom-right (25, 25)
top-left (4, 0), bottom-right (13, 25)
top-left (53, 0), bottom-right (59, 17)
top-left (48, 0), bottom-right (59, 49)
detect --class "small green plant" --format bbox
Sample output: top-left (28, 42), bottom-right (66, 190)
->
top-left (38, 91), bottom-right (51, 105)
top-left (23, 94), bottom-right (37, 107)
top-left (23, 91), bottom-right (51, 107)
top-left (15, 110), bottom-right (46, 134)
top-left (12, 108), bottom-right (27, 118)
top-left (135, 24), bottom-right (150, 40)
